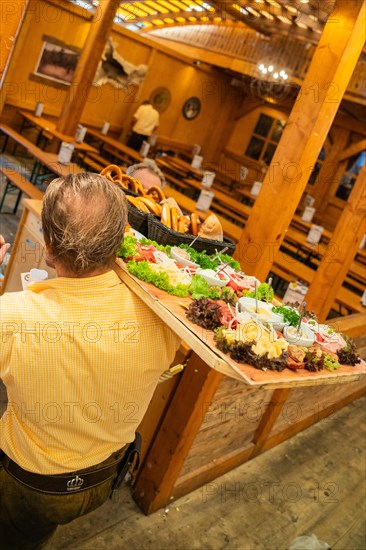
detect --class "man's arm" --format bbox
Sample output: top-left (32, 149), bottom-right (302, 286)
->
top-left (0, 235), bottom-right (10, 265)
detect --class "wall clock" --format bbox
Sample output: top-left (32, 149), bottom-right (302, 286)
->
top-left (182, 97), bottom-right (201, 120)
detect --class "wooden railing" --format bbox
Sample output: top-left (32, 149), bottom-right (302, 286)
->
top-left (150, 25), bottom-right (365, 101)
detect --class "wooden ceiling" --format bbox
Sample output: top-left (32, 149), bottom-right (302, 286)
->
top-left (72, 0), bottom-right (335, 43)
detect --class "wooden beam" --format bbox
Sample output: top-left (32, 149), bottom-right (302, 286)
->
top-left (339, 139), bottom-right (366, 161)
top-left (0, 0), bottom-right (29, 115)
top-left (334, 111), bottom-right (366, 135)
top-left (304, 164), bottom-right (366, 322)
top-left (233, 99), bottom-right (265, 120)
top-left (314, 127), bottom-right (349, 212)
top-left (236, 0), bottom-right (366, 282)
top-left (133, 352), bottom-right (223, 515)
top-left (250, 388), bottom-right (291, 458)
top-left (56, 0), bottom-right (120, 137)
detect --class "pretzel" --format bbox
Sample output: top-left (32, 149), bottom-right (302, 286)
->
top-left (161, 203), bottom-right (171, 228)
top-left (170, 207), bottom-right (179, 232)
top-left (190, 212), bottom-right (200, 236)
top-left (127, 196), bottom-right (149, 213)
top-left (120, 174), bottom-right (145, 195)
top-left (100, 165), bottom-right (123, 184)
top-left (177, 215), bottom-right (190, 233)
top-left (145, 186), bottom-right (166, 203)
top-left (138, 197), bottom-right (162, 216)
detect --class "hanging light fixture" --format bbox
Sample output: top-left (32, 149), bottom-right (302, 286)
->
top-left (258, 62), bottom-right (289, 80)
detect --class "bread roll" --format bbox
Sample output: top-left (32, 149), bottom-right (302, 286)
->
top-left (160, 197), bottom-right (183, 217)
top-left (198, 214), bottom-right (223, 241)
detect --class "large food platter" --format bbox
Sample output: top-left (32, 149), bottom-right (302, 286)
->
top-left (114, 259), bottom-right (366, 390)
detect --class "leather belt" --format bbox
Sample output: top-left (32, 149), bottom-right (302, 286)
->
top-left (1, 451), bottom-right (123, 495)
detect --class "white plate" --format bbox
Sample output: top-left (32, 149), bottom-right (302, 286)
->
top-left (283, 323), bottom-right (315, 347)
top-left (170, 247), bottom-right (199, 268)
top-left (196, 268), bottom-right (229, 287)
top-left (237, 297), bottom-right (284, 326)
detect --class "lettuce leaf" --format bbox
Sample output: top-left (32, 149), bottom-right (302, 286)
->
top-left (127, 261), bottom-right (189, 297)
top-left (117, 235), bottom-right (138, 259)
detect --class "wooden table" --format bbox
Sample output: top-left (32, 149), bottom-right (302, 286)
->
top-left (164, 185), bottom-right (243, 242)
top-left (86, 128), bottom-right (143, 164)
top-left (28, 149), bottom-right (83, 184)
top-left (163, 155), bottom-right (203, 179)
top-left (114, 260), bottom-right (366, 514)
top-left (17, 110), bottom-right (98, 157)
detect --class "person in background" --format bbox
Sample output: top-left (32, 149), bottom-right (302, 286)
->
top-left (126, 159), bottom-right (166, 191)
top-left (127, 100), bottom-right (159, 152)
top-left (0, 173), bottom-right (179, 549)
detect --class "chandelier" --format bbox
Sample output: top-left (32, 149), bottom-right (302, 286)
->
top-left (258, 63), bottom-right (289, 81)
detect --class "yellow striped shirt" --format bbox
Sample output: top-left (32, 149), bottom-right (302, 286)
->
top-left (0, 270), bottom-right (179, 474)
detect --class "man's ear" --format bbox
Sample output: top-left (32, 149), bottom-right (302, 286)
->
top-left (44, 244), bottom-right (55, 269)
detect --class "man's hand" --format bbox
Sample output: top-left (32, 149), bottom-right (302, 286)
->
top-left (0, 235), bottom-right (10, 265)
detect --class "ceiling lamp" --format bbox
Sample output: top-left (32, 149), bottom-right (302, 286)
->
top-left (258, 63), bottom-right (289, 81)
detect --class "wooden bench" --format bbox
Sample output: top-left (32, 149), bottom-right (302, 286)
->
top-left (0, 167), bottom-right (44, 213)
top-left (86, 151), bottom-right (110, 167)
top-left (83, 156), bottom-right (106, 173)
top-left (270, 259), bottom-right (365, 315)
top-left (0, 123), bottom-right (38, 156)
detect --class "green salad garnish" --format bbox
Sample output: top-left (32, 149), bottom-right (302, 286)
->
top-left (271, 305), bottom-right (300, 327)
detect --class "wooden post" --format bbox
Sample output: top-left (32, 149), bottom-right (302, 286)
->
top-left (0, 0), bottom-right (29, 114)
top-left (305, 164), bottom-right (366, 322)
top-left (55, 0), bottom-right (120, 137)
top-left (236, 0), bottom-right (366, 282)
top-left (314, 127), bottom-right (349, 215)
top-left (133, 352), bottom-right (223, 515)
top-left (250, 388), bottom-right (291, 458)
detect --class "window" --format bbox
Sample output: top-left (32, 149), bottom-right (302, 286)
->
top-left (245, 114), bottom-right (286, 164)
top-left (335, 151), bottom-right (365, 201)
top-left (308, 147), bottom-right (326, 186)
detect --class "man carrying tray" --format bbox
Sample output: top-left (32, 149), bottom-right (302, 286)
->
top-left (0, 173), bottom-right (179, 548)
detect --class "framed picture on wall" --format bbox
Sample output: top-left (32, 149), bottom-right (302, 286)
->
top-left (150, 87), bottom-right (171, 113)
top-left (182, 97), bottom-right (201, 120)
top-left (32, 36), bottom-right (80, 87)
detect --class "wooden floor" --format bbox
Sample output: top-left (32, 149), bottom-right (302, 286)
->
top-left (1, 371), bottom-right (365, 548)
top-left (50, 396), bottom-right (366, 549)
top-left (1, 155), bottom-right (365, 550)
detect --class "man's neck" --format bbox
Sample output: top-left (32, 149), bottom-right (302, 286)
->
top-left (55, 265), bottom-right (111, 278)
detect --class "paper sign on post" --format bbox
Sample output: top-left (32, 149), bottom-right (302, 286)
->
top-left (191, 155), bottom-right (203, 170)
top-left (306, 224), bottom-right (324, 245)
top-left (101, 121), bottom-right (110, 135)
top-left (192, 144), bottom-right (201, 156)
top-left (196, 189), bottom-right (214, 212)
top-left (58, 142), bottom-right (74, 165)
top-left (201, 171), bottom-right (216, 188)
top-left (250, 181), bottom-right (262, 197)
top-left (34, 102), bottom-right (44, 117)
top-left (359, 234), bottom-right (366, 250)
top-left (75, 124), bottom-right (87, 143)
top-left (305, 194), bottom-right (315, 207)
top-left (302, 206), bottom-right (316, 222)
top-left (283, 281), bottom-right (308, 305)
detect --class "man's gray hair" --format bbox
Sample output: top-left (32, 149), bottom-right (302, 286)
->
top-left (126, 159), bottom-right (166, 188)
top-left (42, 173), bottom-right (127, 275)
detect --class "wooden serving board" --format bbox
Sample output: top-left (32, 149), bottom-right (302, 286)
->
top-left (114, 259), bottom-right (366, 390)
